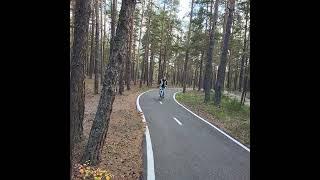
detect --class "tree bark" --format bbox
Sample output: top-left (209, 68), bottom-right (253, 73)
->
top-left (94, 0), bottom-right (100, 94)
top-left (149, 46), bottom-right (154, 86)
top-left (137, 0), bottom-right (145, 87)
top-left (119, 61), bottom-right (125, 94)
top-left (203, 0), bottom-right (220, 102)
top-left (141, 0), bottom-right (151, 87)
top-left (198, 51), bottom-right (204, 91)
top-left (85, 7), bottom-right (91, 76)
top-left (100, 1), bottom-right (104, 85)
top-left (239, 0), bottom-right (249, 92)
top-left (89, 5), bottom-right (96, 79)
top-left (133, 25), bottom-right (137, 85)
top-left (110, 0), bottom-right (117, 54)
top-left (233, 59), bottom-right (238, 90)
top-left (227, 58), bottom-right (231, 90)
top-left (241, 58), bottom-right (249, 105)
top-left (81, 0), bottom-right (136, 165)
top-left (157, 3), bottom-right (166, 84)
top-left (126, 10), bottom-right (133, 90)
top-left (70, 0), bottom-right (89, 154)
top-left (182, 0), bottom-right (194, 93)
top-left (214, 0), bottom-right (235, 106)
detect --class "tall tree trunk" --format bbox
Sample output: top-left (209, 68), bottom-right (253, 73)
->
top-left (214, 0), bottom-right (235, 106)
top-left (70, 0), bottom-right (89, 155)
top-left (227, 15), bottom-right (236, 91)
top-left (141, 0), bottom-right (151, 86)
top-left (100, 1), bottom-right (104, 85)
top-left (89, 5), bottom-right (96, 79)
top-left (133, 27), bottom-right (137, 85)
top-left (94, 0), bottom-right (100, 94)
top-left (193, 65), bottom-right (197, 90)
top-left (139, 47), bottom-right (146, 88)
top-left (86, 9), bottom-right (92, 76)
top-left (241, 29), bottom-right (250, 105)
top-left (110, 0), bottom-right (117, 54)
top-left (149, 47), bottom-right (154, 86)
top-left (163, 14), bottom-right (172, 80)
top-left (198, 51), bottom-right (204, 91)
top-left (101, 3), bottom-right (107, 85)
top-left (227, 58), bottom-right (231, 90)
top-left (144, 55), bottom-right (148, 84)
top-left (182, 0), bottom-right (194, 93)
top-left (241, 58), bottom-right (249, 105)
top-left (137, 0), bottom-right (145, 86)
top-left (239, 0), bottom-right (249, 92)
top-left (203, 0), bottom-right (220, 102)
top-left (233, 60), bottom-right (238, 91)
top-left (126, 10), bottom-right (134, 90)
top-left (158, 48), bottom-right (162, 84)
top-left (158, 2), bottom-right (166, 84)
top-left (81, 0), bottom-right (136, 165)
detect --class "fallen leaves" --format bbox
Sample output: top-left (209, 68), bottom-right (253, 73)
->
top-left (74, 163), bottom-right (113, 180)
top-left (72, 81), bottom-right (145, 179)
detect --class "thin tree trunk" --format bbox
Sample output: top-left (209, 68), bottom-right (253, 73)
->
top-left (198, 51), bottom-right (204, 91)
top-left (85, 10), bottom-right (92, 76)
top-left (158, 48), bottom-right (162, 84)
top-left (101, 3), bottom-right (107, 85)
top-left (158, 2), bottom-right (166, 84)
top-left (141, 0), bottom-right (151, 86)
top-left (149, 47), bottom-right (154, 86)
top-left (193, 65), bottom-right (197, 90)
top-left (126, 10), bottom-right (134, 90)
top-left (137, 0), bottom-right (145, 86)
top-left (227, 55), bottom-right (231, 90)
top-left (203, 0), bottom-right (220, 102)
top-left (144, 56), bottom-right (148, 85)
top-left (239, 1), bottom-right (249, 92)
top-left (234, 60), bottom-right (238, 91)
top-left (214, 0), bottom-right (235, 106)
top-left (241, 59), bottom-right (249, 105)
top-left (110, 0), bottom-right (117, 54)
top-left (163, 14), bottom-right (172, 80)
top-left (182, 0), bottom-right (194, 93)
top-left (81, 0), bottom-right (136, 165)
top-left (133, 27), bottom-right (137, 85)
top-left (89, 5), bottom-right (96, 79)
top-left (94, 0), bottom-right (100, 94)
top-left (100, 1), bottom-right (104, 85)
top-left (70, 0), bottom-right (89, 154)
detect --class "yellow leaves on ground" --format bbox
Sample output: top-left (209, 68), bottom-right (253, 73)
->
top-left (76, 162), bottom-right (112, 180)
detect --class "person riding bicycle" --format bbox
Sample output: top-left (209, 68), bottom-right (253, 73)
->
top-left (159, 76), bottom-right (167, 97)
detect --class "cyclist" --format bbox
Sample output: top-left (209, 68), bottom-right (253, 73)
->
top-left (159, 76), bottom-right (167, 98)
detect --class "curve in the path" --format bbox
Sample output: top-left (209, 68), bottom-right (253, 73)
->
top-left (139, 88), bottom-right (250, 180)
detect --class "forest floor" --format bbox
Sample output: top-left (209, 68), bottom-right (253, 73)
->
top-left (72, 78), bottom-right (152, 179)
top-left (175, 90), bottom-right (250, 147)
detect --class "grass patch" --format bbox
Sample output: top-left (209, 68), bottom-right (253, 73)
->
top-left (175, 90), bottom-right (250, 146)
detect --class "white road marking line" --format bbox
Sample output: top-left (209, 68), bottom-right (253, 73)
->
top-left (173, 117), bottom-right (182, 126)
top-left (137, 89), bottom-right (155, 180)
top-left (159, 101), bottom-right (163, 104)
top-left (173, 91), bottom-right (250, 152)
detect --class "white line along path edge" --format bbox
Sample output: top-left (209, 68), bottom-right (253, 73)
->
top-left (136, 89), bottom-right (155, 180)
top-left (173, 91), bottom-right (250, 152)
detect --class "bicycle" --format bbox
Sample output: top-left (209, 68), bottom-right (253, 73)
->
top-left (159, 86), bottom-right (165, 100)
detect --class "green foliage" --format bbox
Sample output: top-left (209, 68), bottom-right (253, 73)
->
top-left (176, 91), bottom-right (250, 145)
